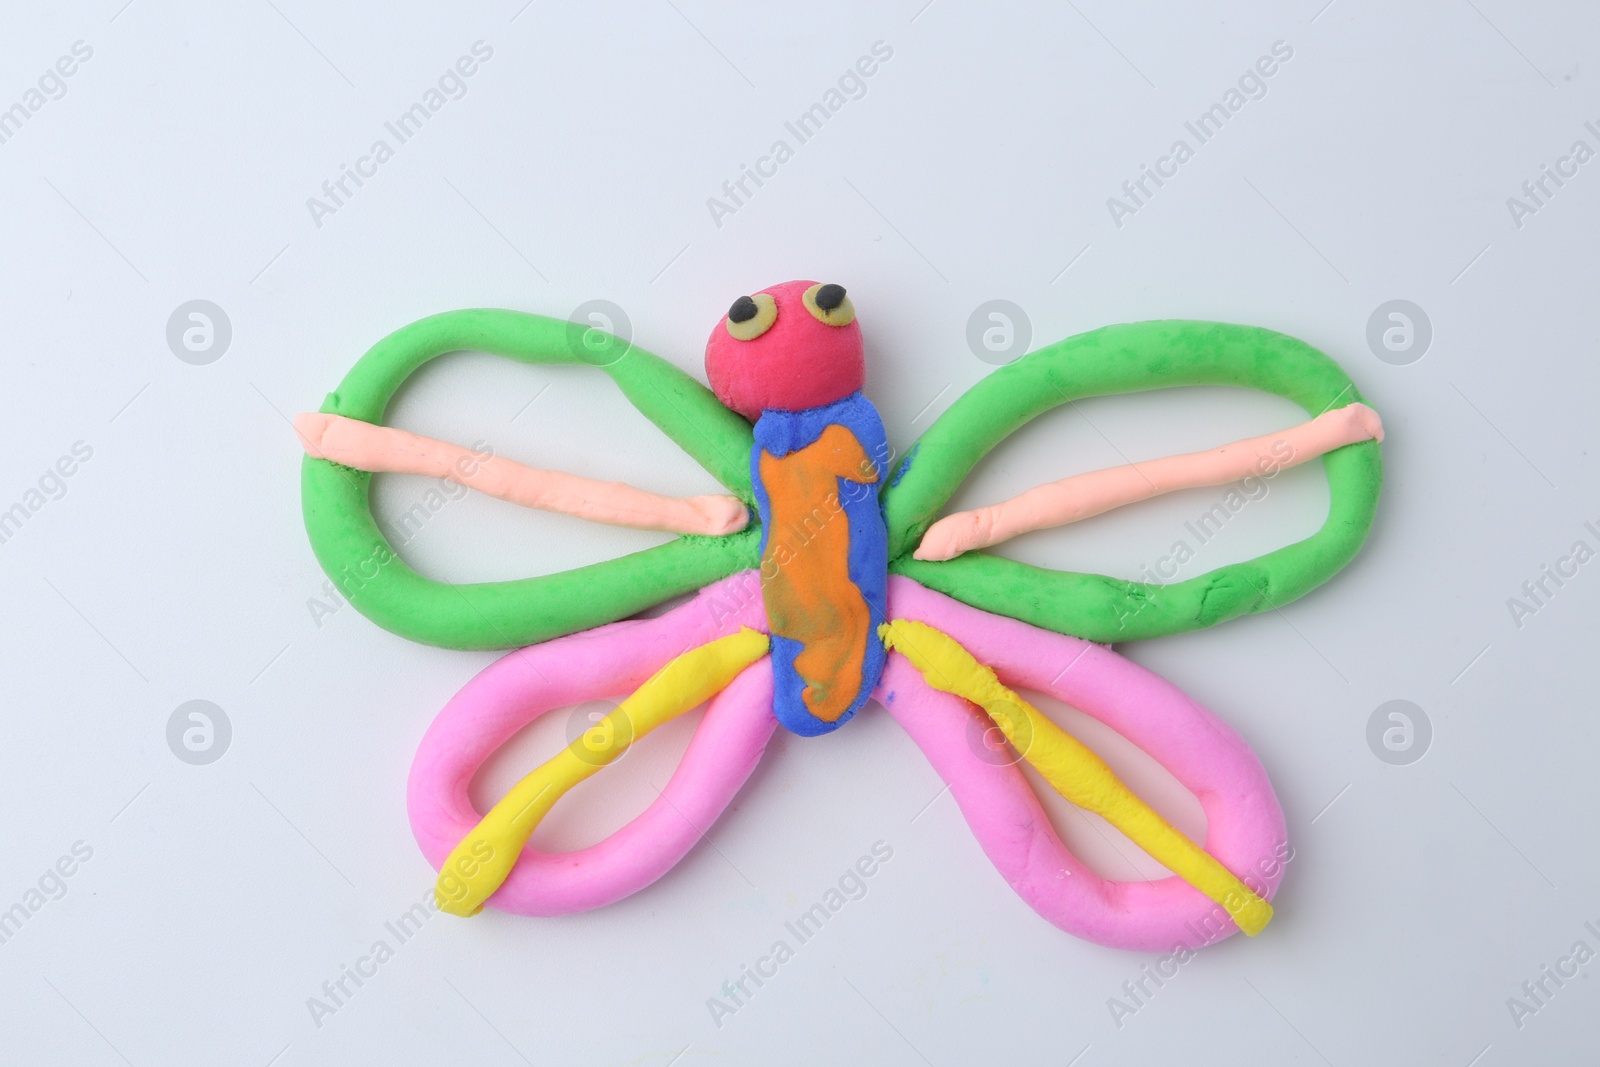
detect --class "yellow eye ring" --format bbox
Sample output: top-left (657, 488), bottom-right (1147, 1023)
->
top-left (802, 283), bottom-right (855, 327)
top-left (725, 292), bottom-right (778, 341)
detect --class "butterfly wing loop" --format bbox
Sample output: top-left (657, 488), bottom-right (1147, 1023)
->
top-left (299, 309), bottom-right (761, 650)
top-left (409, 569), bottom-right (776, 916)
top-left (883, 320), bottom-right (1384, 642)
top-left (879, 577), bottom-right (1287, 951)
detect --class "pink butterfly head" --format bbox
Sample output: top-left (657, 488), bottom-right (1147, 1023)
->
top-left (704, 279), bottom-right (865, 421)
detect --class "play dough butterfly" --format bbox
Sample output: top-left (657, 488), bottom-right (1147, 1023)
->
top-left (296, 281), bottom-right (1382, 952)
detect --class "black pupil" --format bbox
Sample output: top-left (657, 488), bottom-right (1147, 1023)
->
top-left (815, 284), bottom-right (846, 312)
top-left (728, 295), bottom-right (759, 323)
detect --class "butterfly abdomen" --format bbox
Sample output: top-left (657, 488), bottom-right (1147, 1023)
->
top-left (751, 392), bottom-right (889, 736)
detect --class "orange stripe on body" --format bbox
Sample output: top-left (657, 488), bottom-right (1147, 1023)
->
top-left (758, 424), bottom-right (879, 723)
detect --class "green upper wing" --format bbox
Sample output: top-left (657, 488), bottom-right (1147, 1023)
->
top-left (301, 309), bottom-right (759, 651)
top-left (881, 320), bottom-right (1383, 643)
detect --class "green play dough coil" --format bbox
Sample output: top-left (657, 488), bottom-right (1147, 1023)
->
top-left (300, 309), bottom-right (759, 651)
top-left (883, 320), bottom-right (1383, 643)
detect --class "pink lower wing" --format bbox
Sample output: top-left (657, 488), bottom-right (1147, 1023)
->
top-left (407, 568), bottom-right (1286, 945)
top-left (406, 571), bottom-right (774, 916)
top-left (879, 576), bottom-right (1288, 952)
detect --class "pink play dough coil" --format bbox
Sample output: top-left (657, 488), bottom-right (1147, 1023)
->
top-left (408, 571), bottom-right (1286, 949)
top-left (407, 572), bottom-right (776, 916)
top-left (880, 576), bottom-right (1287, 951)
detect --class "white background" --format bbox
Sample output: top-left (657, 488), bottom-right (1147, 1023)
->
top-left (1, 1), bottom-right (1596, 1064)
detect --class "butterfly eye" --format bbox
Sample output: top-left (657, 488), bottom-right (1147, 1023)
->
top-left (725, 292), bottom-right (778, 341)
top-left (802, 283), bottom-right (855, 327)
